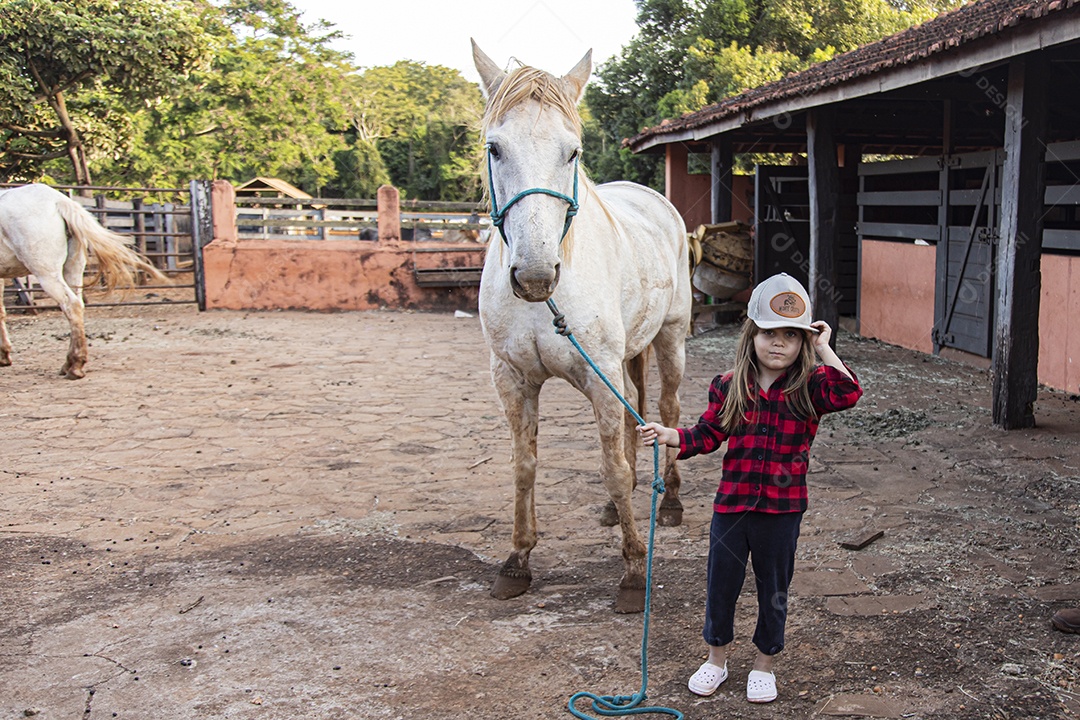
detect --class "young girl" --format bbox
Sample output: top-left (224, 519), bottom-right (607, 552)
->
top-left (638, 272), bottom-right (862, 704)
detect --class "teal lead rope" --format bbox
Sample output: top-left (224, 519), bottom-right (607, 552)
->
top-left (546, 299), bottom-right (683, 720)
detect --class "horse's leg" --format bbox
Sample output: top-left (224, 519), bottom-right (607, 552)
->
top-left (37, 273), bottom-right (87, 379)
top-left (585, 376), bottom-right (649, 613)
top-left (490, 357), bottom-right (542, 600)
top-left (600, 353), bottom-right (647, 527)
top-left (57, 249), bottom-right (90, 379)
top-left (651, 321), bottom-right (688, 526)
top-left (0, 280), bottom-right (11, 366)
top-left (624, 352), bottom-right (646, 489)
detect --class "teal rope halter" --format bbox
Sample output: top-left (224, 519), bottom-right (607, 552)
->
top-left (486, 143), bottom-right (579, 246)
top-left (546, 300), bottom-right (684, 720)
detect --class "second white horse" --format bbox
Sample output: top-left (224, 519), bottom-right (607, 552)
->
top-left (0, 184), bottom-right (166, 378)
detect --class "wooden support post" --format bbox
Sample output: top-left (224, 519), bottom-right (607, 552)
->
top-left (807, 107), bottom-right (840, 346)
top-left (711, 136), bottom-right (733, 223)
top-left (933, 100), bottom-right (956, 354)
top-left (838, 143), bottom-right (860, 324)
top-left (933, 161), bottom-right (951, 354)
top-left (11, 277), bottom-right (34, 307)
top-left (133, 197), bottom-right (147, 257)
top-left (993, 54), bottom-right (1048, 430)
top-left (377, 184), bottom-right (401, 243)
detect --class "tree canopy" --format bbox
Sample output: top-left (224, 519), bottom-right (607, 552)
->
top-left (0, 0), bottom-right (966, 199)
top-left (100, 0), bottom-right (356, 192)
top-left (0, 0), bottom-right (484, 199)
top-left (0, 0), bottom-right (209, 185)
top-left (346, 61), bottom-right (483, 200)
top-left (583, 0), bottom-right (965, 186)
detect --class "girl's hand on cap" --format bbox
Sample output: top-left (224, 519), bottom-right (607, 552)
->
top-left (810, 321), bottom-right (832, 348)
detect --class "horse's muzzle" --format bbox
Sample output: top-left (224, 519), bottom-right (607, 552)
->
top-left (510, 263), bottom-right (561, 302)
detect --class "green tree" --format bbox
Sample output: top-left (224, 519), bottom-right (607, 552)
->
top-left (105, 0), bottom-right (354, 193)
top-left (1, 0), bottom-right (488, 200)
top-left (0, 0), bottom-right (209, 185)
top-left (348, 61), bottom-right (483, 201)
top-left (583, 35), bottom-right (675, 189)
top-left (332, 140), bottom-right (392, 199)
top-left (584, 0), bottom-right (965, 188)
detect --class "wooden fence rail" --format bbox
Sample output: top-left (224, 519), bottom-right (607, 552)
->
top-left (234, 196), bottom-right (490, 243)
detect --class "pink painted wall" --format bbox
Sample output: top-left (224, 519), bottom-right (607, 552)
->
top-left (859, 240), bottom-right (936, 354)
top-left (731, 175), bottom-right (754, 225)
top-left (1038, 254), bottom-right (1080, 394)
top-left (666, 144), bottom-right (711, 231)
top-left (861, 240), bottom-right (1080, 393)
top-left (664, 144), bottom-right (754, 230)
top-left (202, 238), bottom-right (483, 312)
top-left (203, 183), bottom-right (483, 312)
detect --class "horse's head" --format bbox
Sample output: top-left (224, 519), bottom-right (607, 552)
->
top-left (473, 40), bottom-right (591, 303)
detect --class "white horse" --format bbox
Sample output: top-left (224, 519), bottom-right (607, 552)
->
top-left (473, 41), bottom-right (692, 613)
top-left (0, 184), bottom-right (166, 378)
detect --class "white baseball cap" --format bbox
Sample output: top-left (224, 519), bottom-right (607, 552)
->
top-left (746, 272), bottom-right (817, 332)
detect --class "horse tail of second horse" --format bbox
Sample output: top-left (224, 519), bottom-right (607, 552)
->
top-left (55, 197), bottom-right (168, 292)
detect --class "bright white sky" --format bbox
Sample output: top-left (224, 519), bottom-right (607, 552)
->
top-left (287, 0), bottom-right (641, 84)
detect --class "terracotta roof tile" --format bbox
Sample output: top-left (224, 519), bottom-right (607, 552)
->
top-left (626, 0), bottom-right (1080, 148)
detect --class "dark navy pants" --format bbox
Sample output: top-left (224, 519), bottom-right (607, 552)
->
top-left (703, 510), bottom-right (803, 656)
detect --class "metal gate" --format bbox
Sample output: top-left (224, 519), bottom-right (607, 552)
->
top-left (857, 151), bottom-right (1000, 357)
top-left (2, 180), bottom-right (212, 312)
top-left (933, 151), bottom-right (1001, 357)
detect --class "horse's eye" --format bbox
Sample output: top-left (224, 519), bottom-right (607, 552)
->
top-left (569, 148), bottom-right (581, 163)
top-left (487, 143), bottom-right (500, 160)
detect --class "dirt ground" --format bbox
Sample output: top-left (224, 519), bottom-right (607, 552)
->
top-left (1, 302), bottom-right (1079, 720)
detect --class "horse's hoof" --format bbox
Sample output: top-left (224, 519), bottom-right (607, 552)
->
top-left (0, 356), bottom-right (10, 367)
top-left (657, 506), bottom-right (683, 527)
top-left (491, 571), bottom-right (531, 600)
top-left (598, 501), bottom-right (619, 527)
top-left (615, 585), bottom-right (646, 614)
top-left (657, 495), bottom-right (684, 526)
top-left (64, 367), bottom-right (86, 380)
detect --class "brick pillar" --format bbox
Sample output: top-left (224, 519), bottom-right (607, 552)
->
top-left (377, 185), bottom-right (401, 243)
top-left (211, 180), bottom-right (238, 243)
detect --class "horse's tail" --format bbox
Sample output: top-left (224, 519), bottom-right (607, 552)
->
top-left (55, 197), bottom-right (168, 293)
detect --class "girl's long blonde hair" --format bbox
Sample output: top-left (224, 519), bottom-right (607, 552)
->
top-left (718, 319), bottom-right (818, 432)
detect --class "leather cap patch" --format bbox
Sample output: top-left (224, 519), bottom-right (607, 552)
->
top-left (770, 292), bottom-right (806, 319)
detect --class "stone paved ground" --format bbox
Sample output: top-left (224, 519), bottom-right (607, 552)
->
top-left (1, 304), bottom-right (1079, 720)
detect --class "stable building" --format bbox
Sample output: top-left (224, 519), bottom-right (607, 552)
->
top-left (626, 0), bottom-right (1080, 429)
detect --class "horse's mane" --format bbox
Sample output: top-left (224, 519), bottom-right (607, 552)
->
top-left (481, 66), bottom-right (582, 136)
top-left (481, 66), bottom-right (624, 262)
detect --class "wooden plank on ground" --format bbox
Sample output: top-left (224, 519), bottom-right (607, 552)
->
top-left (839, 530), bottom-right (884, 551)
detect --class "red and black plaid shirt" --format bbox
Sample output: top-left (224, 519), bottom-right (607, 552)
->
top-left (677, 364), bottom-right (862, 514)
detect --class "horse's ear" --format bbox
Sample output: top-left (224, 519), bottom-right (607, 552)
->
top-left (562, 49), bottom-right (592, 104)
top-left (471, 38), bottom-right (506, 99)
